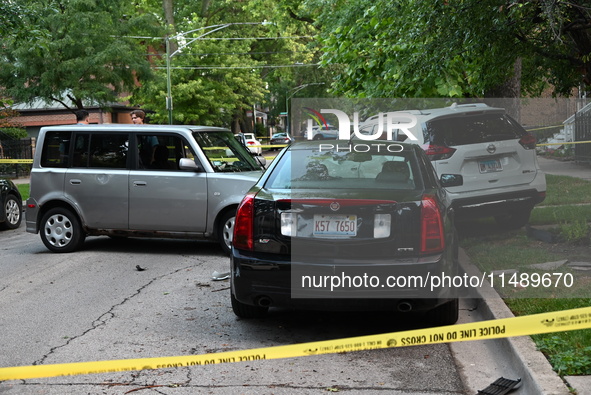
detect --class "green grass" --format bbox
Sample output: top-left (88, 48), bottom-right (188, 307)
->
top-left (17, 184), bottom-right (29, 201)
top-left (460, 173), bottom-right (591, 377)
top-left (542, 174), bottom-right (591, 206)
top-left (506, 298), bottom-right (591, 376)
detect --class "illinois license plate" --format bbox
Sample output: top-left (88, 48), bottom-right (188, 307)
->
top-left (313, 215), bottom-right (357, 237)
top-left (478, 159), bottom-right (502, 173)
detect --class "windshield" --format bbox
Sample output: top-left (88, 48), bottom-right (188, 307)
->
top-left (192, 130), bottom-right (261, 172)
top-left (266, 144), bottom-right (419, 190)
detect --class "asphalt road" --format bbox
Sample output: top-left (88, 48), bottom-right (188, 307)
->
top-left (0, 223), bottom-right (467, 394)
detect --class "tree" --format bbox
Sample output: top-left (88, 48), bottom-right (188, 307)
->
top-left (316, 0), bottom-right (591, 98)
top-left (0, 0), bottom-right (160, 111)
top-left (132, 0), bottom-right (321, 127)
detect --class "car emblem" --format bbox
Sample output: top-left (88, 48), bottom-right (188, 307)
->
top-left (329, 202), bottom-right (340, 211)
top-left (487, 144), bottom-right (497, 154)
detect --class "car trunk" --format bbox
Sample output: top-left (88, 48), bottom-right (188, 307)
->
top-left (433, 140), bottom-right (538, 192)
top-left (251, 188), bottom-right (427, 259)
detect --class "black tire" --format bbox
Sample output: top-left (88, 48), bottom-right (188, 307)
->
top-left (312, 134), bottom-right (323, 140)
top-left (40, 207), bottom-right (85, 253)
top-left (217, 210), bottom-right (236, 256)
top-left (428, 298), bottom-right (459, 327)
top-left (0, 194), bottom-right (22, 230)
top-left (494, 208), bottom-right (532, 230)
top-left (231, 292), bottom-right (268, 318)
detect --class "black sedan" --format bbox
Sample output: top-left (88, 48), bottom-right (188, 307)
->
top-left (268, 132), bottom-right (293, 150)
top-left (0, 178), bottom-right (22, 230)
top-left (231, 140), bottom-right (460, 325)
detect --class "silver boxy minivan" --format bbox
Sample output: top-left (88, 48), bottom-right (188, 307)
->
top-left (25, 124), bottom-right (265, 254)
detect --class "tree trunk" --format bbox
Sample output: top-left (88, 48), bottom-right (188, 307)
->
top-left (484, 58), bottom-right (522, 121)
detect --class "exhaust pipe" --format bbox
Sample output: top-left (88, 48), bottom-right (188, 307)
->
top-left (256, 296), bottom-right (272, 307)
top-left (397, 301), bottom-right (413, 312)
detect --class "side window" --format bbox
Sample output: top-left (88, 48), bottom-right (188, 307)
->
top-left (40, 131), bottom-right (72, 168)
top-left (72, 133), bottom-right (129, 169)
top-left (136, 134), bottom-right (197, 170)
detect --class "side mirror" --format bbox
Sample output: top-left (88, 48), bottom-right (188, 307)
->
top-left (179, 158), bottom-right (201, 171)
top-left (440, 174), bottom-right (463, 187)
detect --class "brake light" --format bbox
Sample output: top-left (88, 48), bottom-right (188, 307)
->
top-left (421, 144), bottom-right (456, 161)
top-left (420, 195), bottom-right (445, 254)
top-left (519, 133), bottom-right (536, 149)
top-left (233, 192), bottom-right (257, 251)
top-left (247, 141), bottom-right (255, 145)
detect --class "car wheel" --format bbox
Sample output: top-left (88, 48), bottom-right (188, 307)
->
top-left (0, 194), bottom-right (22, 230)
top-left (217, 210), bottom-right (236, 255)
top-left (494, 208), bottom-right (532, 230)
top-left (428, 298), bottom-right (459, 326)
top-left (312, 134), bottom-right (323, 140)
top-left (231, 292), bottom-right (268, 318)
top-left (40, 207), bottom-right (85, 253)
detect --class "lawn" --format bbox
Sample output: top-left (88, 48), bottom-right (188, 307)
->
top-left (17, 183), bottom-right (29, 201)
top-left (460, 173), bottom-right (591, 377)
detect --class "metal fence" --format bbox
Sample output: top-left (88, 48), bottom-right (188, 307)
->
top-left (0, 138), bottom-right (34, 178)
top-left (574, 109), bottom-right (591, 164)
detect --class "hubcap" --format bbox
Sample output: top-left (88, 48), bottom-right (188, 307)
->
top-left (5, 199), bottom-right (20, 225)
top-left (44, 214), bottom-right (73, 248)
top-left (222, 216), bottom-right (235, 249)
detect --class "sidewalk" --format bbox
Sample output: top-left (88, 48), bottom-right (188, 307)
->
top-left (537, 155), bottom-right (591, 181)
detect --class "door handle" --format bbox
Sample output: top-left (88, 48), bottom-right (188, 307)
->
top-left (133, 181), bottom-right (147, 187)
top-left (69, 179), bottom-right (81, 185)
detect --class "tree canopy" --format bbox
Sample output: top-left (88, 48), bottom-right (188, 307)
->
top-left (0, 0), bottom-right (159, 111)
top-left (316, 0), bottom-right (591, 98)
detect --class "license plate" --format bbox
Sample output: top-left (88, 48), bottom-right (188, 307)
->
top-left (313, 215), bottom-right (357, 237)
top-left (478, 159), bottom-right (502, 173)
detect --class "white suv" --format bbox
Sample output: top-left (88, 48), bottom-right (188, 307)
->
top-left (361, 103), bottom-right (546, 228)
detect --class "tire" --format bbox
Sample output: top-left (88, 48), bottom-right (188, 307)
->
top-left (494, 208), bottom-right (532, 230)
top-left (40, 207), bottom-right (85, 253)
top-left (217, 210), bottom-right (236, 256)
top-left (312, 134), bottom-right (323, 140)
top-left (0, 194), bottom-right (22, 230)
top-left (428, 298), bottom-right (459, 327)
top-left (231, 292), bottom-right (268, 318)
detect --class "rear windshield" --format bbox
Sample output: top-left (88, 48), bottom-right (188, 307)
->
top-left (265, 144), bottom-right (420, 190)
top-left (425, 113), bottom-right (526, 146)
top-left (192, 130), bottom-right (260, 172)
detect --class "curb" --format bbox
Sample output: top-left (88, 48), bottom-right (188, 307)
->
top-left (452, 248), bottom-right (571, 394)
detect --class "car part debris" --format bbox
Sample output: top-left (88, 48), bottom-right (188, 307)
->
top-left (477, 377), bottom-right (521, 395)
top-left (211, 270), bottom-right (230, 281)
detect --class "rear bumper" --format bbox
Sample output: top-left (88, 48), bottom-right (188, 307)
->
top-left (449, 188), bottom-right (545, 218)
top-left (231, 249), bottom-right (456, 312)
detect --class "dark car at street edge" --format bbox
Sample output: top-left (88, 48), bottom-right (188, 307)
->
top-left (0, 178), bottom-right (22, 230)
top-left (230, 139), bottom-right (460, 326)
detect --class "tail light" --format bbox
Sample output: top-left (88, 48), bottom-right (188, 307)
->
top-left (247, 141), bottom-right (255, 145)
top-left (233, 192), bottom-right (257, 251)
top-left (421, 144), bottom-right (456, 161)
top-left (519, 133), bottom-right (536, 149)
top-left (420, 195), bottom-right (445, 254)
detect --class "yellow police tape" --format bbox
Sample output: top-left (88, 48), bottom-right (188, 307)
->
top-left (1, 306), bottom-right (590, 381)
top-left (0, 159), bottom-right (33, 163)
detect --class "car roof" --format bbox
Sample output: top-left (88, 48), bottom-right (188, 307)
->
top-left (40, 124), bottom-right (231, 133)
top-left (362, 103), bottom-right (506, 124)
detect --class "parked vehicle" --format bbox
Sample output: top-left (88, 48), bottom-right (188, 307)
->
top-left (0, 178), bottom-right (22, 230)
top-left (25, 125), bottom-right (264, 254)
top-left (360, 103), bottom-right (546, 228)
top-left (304, 125), bottom-right (339, 140)
top-left (231, 140), bottom-right (459, 325)
top-left (235, 132), bottom-right (262, 154)
top-left (269, 132), bottom-right (293, 150)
